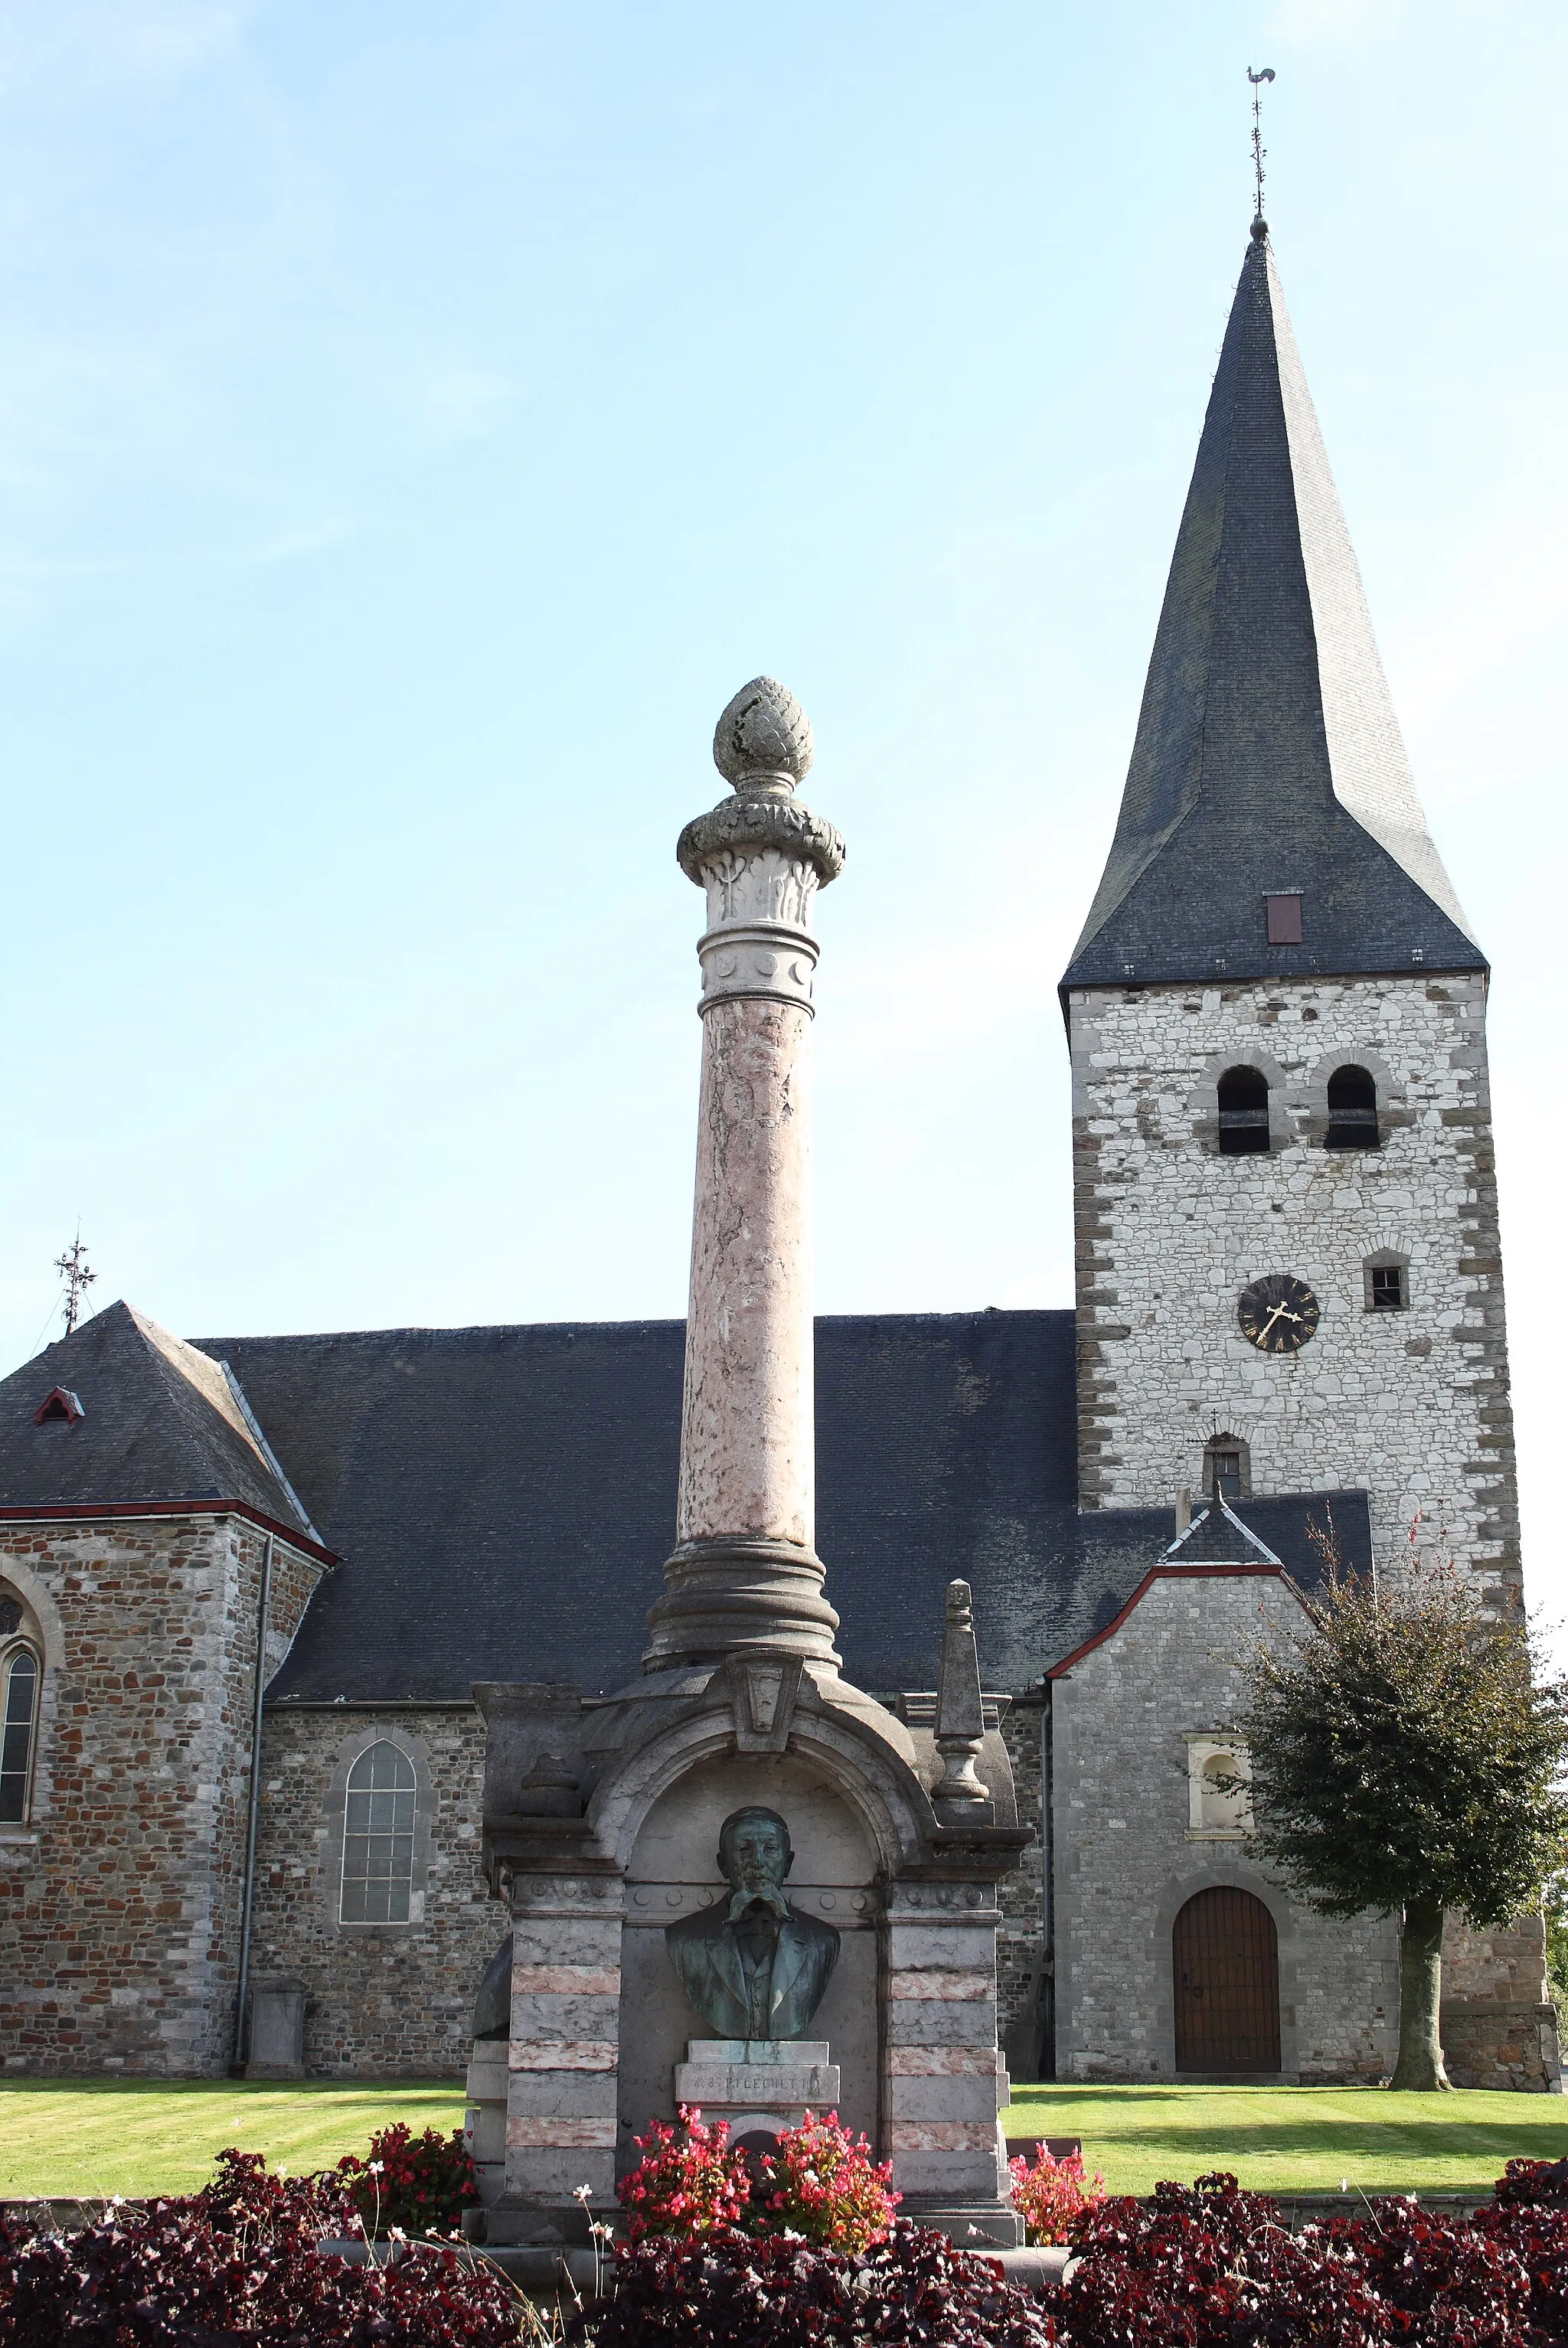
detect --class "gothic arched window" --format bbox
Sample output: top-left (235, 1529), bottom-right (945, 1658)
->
top-left (1, 1643), bottom-right (41, 1825)
top-left (340, 1740), bottom-right (417, 1923)
top-left (1217, 1066), bottom-right (1270, 1155)
top-left (1325, 1064), bottom-right (1380, 1151)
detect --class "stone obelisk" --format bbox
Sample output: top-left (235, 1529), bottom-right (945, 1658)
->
top-left (643, 678), bottom-right (846, 1673)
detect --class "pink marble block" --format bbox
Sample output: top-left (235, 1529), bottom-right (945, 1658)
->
top-left (678, 995), bottom-right (815, 1550)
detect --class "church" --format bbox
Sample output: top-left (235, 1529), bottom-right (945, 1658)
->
top-left (0, 217), bottom-right (1553, 2097)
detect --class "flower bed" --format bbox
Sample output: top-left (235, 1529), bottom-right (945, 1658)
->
top-left (12, 2129), bottom-right (1568, 2343)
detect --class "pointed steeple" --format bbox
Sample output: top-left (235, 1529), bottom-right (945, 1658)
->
top-left (1063, 224), bottom-right (1481, 993)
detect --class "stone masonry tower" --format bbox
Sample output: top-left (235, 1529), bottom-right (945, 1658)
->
top-left (1061, 220), bottom-right (1519, 1604)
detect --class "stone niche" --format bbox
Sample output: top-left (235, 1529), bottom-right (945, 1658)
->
top-left (475, 1623), bottom-right (1030, 2251)
top-left (618, 1752), bottom-right (878, 2161)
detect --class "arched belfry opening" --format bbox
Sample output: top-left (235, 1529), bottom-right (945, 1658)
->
top-left (1217, 1067), bottom-right (1270, 1155)
top-left (1325, 1064), bottom-right (1380, 1151)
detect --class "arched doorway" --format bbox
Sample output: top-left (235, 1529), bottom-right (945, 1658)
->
top-left (1173, 1887), bottom-right (1280, 2074)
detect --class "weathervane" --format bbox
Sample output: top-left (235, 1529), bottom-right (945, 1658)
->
top-left (54, 1229), bottom-right (96, 1335)
top-left (1248, 65), bottom-right (1276, 226)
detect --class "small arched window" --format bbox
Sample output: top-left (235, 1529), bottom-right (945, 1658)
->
top-left (340, 1740), bottom-right (416, 1923)
top-left (1, 1644), bottom-right (41, 1825)
top-left (1217, 1066), bottom-right (1270, 1155)
top-left (1325, 1064), bottom-right (1380, 1151)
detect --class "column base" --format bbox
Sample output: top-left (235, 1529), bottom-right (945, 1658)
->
top-left (642, 1539), bottom-right (842, 1670)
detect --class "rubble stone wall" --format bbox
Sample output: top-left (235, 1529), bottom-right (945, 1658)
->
top-left (0, 1514), bottom-right (321, 2076)
top-left (1068, 972), bottom-right (1520, 1600)
top-left (250, 1701), bottom-right (498, 2077)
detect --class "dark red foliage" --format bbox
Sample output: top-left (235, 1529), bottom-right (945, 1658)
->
top-left (570, 2218), bottom-right (1059, 2348)
top-left (1494, 2157), bottom-right (1568, 2210)
top-left (0, 2148), bottom-right (522, 2347)
top-left (1056, 2169), bottom-right (1556, 2348)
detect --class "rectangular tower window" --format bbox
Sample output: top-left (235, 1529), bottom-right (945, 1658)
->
top-left (1368, 1263), bottom-right (1409, 1311)
top-left (1265, 893), bottom-right (1304, 945)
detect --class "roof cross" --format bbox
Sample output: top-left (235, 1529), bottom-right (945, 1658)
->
top-left (1248, 66), bottom-right (1276, 227)
top-left (54, 1229), bottom-right (96, 1335)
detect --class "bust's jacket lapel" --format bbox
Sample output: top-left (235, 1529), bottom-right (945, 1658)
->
top-left (706, 1919), bottom-right (748, 2029)
top-left (767, 1915), bottom-right (811, 2030)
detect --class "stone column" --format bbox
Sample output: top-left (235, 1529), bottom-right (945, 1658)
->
top-left (643, 678), bottom-right (846, 1673)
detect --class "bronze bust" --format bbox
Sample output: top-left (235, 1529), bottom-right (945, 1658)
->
top-left (665, 1806), bottom-right (840, 2040)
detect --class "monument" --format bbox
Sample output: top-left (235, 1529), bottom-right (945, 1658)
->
top-left (469, 680), bottom-right (1029, 2248)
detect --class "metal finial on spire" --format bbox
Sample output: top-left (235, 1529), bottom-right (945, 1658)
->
top-left (1248, 66), bottom-right (1276, 230)
top-left (54, 1228), bottom-right (96, 1335)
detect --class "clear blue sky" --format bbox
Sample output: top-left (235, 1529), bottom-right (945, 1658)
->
top-left (2, 4), bottom-right (1563, 1613)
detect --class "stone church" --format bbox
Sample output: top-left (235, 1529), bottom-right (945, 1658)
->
top-left (0, 219), bottom-right (1553, 2096)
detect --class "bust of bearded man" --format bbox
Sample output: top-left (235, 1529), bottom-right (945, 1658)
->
top-left (665, 1806), bottom-right (841, 2041)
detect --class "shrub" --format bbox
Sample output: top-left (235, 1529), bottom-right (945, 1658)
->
top-left (570, 2219), bottom-right (1057, 2348)
top-left (616, 2108), bottom-right (753, 2242)
top-left (1054, 2168), bottom-right (1556, 2347)
top-left (756, 2108), bottom-right (900, 2253)
top-left (1008, 2144), bottom-right (1106, 2245)
top-left (0, 2147), bottom-right (524, 2347)
top-left (338, 2119), bottom-right (480, 2237)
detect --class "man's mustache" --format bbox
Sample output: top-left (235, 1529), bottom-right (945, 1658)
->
top-left (727, 1882), bottom-right (791, 1924)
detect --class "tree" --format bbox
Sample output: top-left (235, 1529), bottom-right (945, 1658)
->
top-left (1233, 1530), bottom-right (1568, 2092)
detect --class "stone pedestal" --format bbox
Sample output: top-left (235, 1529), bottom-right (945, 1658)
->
top-left (463, 2043), bottom-right (508, 2206)
top-left (673, 2038), bottom-right (840, 2138)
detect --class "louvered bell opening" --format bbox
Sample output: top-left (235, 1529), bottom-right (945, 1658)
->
top-left (1325, 1065), bottom-right (1380, 1151)
top-left (1217, 1067), bottom-right (1270, 1156)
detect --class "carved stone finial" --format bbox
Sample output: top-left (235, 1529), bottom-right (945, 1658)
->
top-left (934, 1579), bottom-right (990, 1812)
top-left (712, 677), bottom-right (815, 794)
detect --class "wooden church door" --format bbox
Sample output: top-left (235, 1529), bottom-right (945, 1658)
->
top-left (1173, 1887), bottom-right (1280, 2073)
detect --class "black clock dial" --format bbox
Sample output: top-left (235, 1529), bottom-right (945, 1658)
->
top-left (1238, 1272), bottom-right (1320, 1354)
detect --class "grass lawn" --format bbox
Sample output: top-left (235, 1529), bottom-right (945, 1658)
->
top-left (0, 2079), bottom-right (467, 2201)
top-left (1001, 2084), bottom-right (1568, 2199)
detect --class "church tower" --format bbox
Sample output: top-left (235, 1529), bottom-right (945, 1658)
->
top-left (1061, 219), bottom-right (1519, 1603)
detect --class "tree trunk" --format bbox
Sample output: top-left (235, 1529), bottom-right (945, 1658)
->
top-left (1390, 1897), bottom-right (1450, 2091)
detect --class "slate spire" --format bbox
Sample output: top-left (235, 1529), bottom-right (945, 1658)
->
top-left (1063, 223), bottom-right (1482, 993)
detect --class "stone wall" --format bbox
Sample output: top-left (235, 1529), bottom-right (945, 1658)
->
top-left (1441, 1912), bottom-right (1560, 2091)
top-left (250, 1701), bottom-right (498, 2076)
top-left (1068, 972), bottom-right (1519, 1599)
top-left (1051, 1568), bottom-right (1400, 2084)
top-left (995, 1698), bottom-right (1045, 2074)
top-left (0, 1513), bottom-right (321, 2076)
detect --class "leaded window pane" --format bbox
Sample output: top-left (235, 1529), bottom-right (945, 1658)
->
top-left (0, 1650), bottom-right (38, 1825)
top-left (339, 1740), bottom-right (416, 1924)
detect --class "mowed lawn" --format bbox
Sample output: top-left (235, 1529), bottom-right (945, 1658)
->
top-left (6, 2079), bottom-right (1568, 2203)
top-left (1001, 2084), bottom-right (1568, 2198)
top-left (0, 2079), bottom-right (467, 2200)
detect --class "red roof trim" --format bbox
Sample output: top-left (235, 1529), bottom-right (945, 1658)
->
top-left (1048, 1563), bottom-right (1285, 1679)
top-left (0, 1497), bottom-right (338, 1566)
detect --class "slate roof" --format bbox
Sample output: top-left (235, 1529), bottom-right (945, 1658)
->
top-left (0, 1302), bottom-right (316, 1538)
top-left (0, 1303), bottom-right (1372, 1698)
top-left (1063, 224), bottom-right (1484, 995)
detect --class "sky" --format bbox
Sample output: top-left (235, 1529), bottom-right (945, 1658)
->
top-left (1, 3), bottom-right (1563, 1617)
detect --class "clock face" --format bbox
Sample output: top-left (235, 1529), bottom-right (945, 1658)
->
top-left (1238, 1272), bottom-right (1320, 1354)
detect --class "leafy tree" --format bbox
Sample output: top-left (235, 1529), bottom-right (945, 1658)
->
top-left (1233, 1530), bottom-right (1568, 2092)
